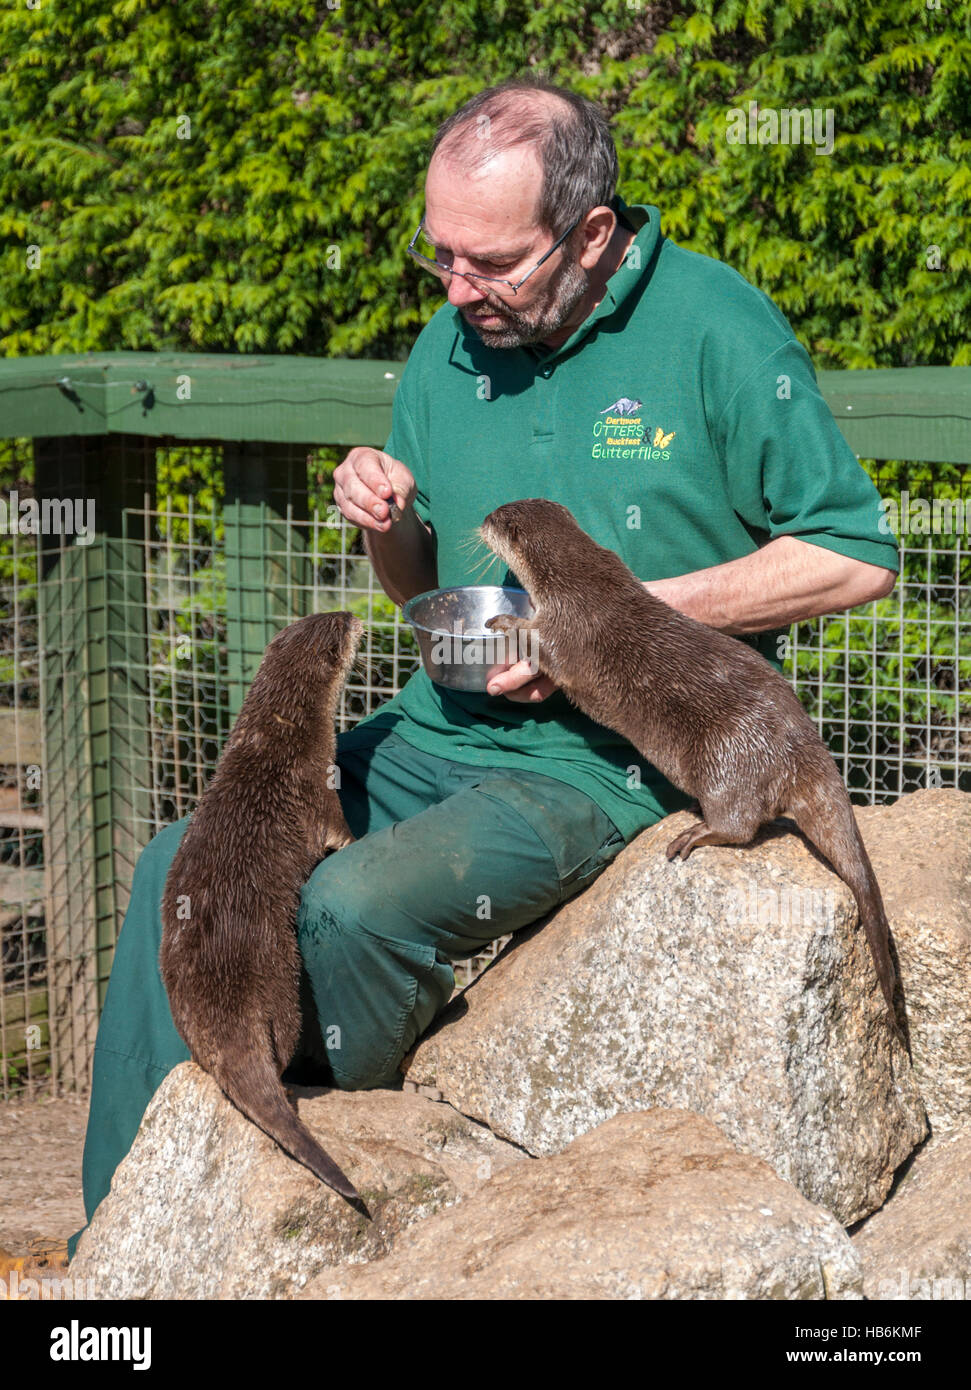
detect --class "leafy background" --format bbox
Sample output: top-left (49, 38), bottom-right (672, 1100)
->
top-left (0, 0), bottom-right (968, 784)
top-left (1, 0), bottom-right (967, 780)
top-left (0, 0), bottom-right (968, 364)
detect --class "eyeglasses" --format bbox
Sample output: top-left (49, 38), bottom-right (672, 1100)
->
top-left (406, 214), bottom-right (581, 296)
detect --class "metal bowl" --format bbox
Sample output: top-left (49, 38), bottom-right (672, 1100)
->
top-left (401, 585), bottom-right (537, 692)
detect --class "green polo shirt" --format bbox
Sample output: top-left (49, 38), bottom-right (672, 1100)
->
top-left (355, 198), bottom-right (899, 842)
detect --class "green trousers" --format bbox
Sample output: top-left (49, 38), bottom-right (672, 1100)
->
top-left (69, 723), bottom-right (634, 1257)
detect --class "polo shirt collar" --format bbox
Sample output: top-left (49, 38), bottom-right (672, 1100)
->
top-left (540, 197), bottom-right (661, 361)
top-left (452, 197), bottom-right (663, 365)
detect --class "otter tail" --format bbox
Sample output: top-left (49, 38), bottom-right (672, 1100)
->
top-left (788, 771), bottom-right (907, 1050)
top-left (214, 1048), bottom-right (369, 1215)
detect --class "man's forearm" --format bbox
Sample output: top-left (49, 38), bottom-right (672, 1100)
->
top-left (643, 535), bottom-right (897, 634)
top-left (363, 508), bottom-right (439, 607)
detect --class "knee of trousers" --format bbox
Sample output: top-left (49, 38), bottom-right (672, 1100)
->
top-left (95, 815), bottom-right (194, 1065)
top-left (295, 860), bottom-right (454, 1092)
top-left (107, 816), bottom-right (191, 966)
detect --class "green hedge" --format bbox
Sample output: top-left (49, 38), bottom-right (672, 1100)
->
top-left (1, 0), bottom-right (967, 365)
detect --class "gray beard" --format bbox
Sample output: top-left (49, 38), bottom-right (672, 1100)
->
top-left (462, 256), bottom-right (590, 350)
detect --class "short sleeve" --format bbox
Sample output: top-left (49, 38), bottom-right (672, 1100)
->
top-left (715, 338), bottom-right (900, 574)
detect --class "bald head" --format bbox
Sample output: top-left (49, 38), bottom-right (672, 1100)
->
top-left (429, 78), bottom-right (619, 238)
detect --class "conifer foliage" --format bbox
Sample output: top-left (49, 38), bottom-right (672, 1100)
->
top-left (1, 0), bottom-right (967, 364)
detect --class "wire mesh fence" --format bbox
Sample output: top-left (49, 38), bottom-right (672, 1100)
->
top-left (0, 434), bottom-right (968, 1101)
top-left (0, 493), bottom-right (46, 1104)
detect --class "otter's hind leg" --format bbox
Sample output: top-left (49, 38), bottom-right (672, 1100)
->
top-left (666, 800), bottom-right (763, 861)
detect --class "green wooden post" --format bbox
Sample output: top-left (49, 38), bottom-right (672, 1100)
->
top-left (222, 441), bottom-right (310, 717)
top-left (36, 435), bottom-right (155, 1093)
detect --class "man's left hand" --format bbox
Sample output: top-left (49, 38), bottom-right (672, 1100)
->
top-left (486, 660), bottom-right (557, 702)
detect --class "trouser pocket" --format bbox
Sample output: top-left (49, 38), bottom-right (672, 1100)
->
top-left (299, 907), bottom-right (454, 1090)
top-left (472, 769), bottom-right (626, 903)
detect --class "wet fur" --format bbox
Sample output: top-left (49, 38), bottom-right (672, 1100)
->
top-left (160, 612), bottom-right (368, 1210)
top-left (481, 499), bottom-right (906, 1049)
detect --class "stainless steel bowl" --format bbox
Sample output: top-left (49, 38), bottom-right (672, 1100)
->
top-left (401, 585), bottom-right (537, 692)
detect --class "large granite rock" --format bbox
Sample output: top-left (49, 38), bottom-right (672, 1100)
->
top-left (406, 805), bottom-right (931, 1225)
top-left (300, 1109), bottom-right (862, 1300)
top-left (853, 789), bottom-right (971, 1134)
top-left (70, 1063), bottom-right (525, 1300)
top-left (71, 790), bottom-right (967, 1299)
top-left (852, 1125), bottom-right (971, 1300)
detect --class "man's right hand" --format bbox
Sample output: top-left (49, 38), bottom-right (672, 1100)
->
top-left (335, 448), bottom-right (437, 605)
top-left (334, 448), bottom-right (416, 532)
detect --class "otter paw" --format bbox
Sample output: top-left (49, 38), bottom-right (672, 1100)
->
top-left (666, 827), bottom-right (699, 860)
top-left (485, 614), bottom-right (522, 634)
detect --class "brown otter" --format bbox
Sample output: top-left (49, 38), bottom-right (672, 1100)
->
top-left (160, 611), bottom-right (367, 1209)
top-left (480, 499), bottom-right (905, 1047)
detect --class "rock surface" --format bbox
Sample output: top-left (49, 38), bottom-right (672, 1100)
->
top-left (69, 791), bottom-right (969, 1299)
top-left (854, 789), bottom-right (971, 1135)
top-left (406, 808), bottom-right (928, 1225)
top-left (301, 1109), bottom-right (863, 1300)
top-left (70, 1063), bottom-right (525, 1300)
top-left (852, 1125), bottom-right (971, 1300)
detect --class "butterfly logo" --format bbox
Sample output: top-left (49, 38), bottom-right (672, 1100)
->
top-left (652, 427), bottom-right (676, 448)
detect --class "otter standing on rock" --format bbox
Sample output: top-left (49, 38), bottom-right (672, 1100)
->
top-left (481, 499), bottom-right (905, 1046)
top-left (160, 611), bottom-right (366, 1209)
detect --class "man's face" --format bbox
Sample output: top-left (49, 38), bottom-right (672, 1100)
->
top-left (423, 145), bottom-right (589, 350)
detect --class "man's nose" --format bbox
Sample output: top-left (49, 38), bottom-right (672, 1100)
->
top-left (446, 269), bottom-right (488, 308)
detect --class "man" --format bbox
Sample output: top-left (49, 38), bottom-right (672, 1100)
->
top-left (71, 77), bottom-right (897, 1253)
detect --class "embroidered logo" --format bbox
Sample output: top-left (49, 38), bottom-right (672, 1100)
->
top-left (591, 397), bottom-right (676, 461)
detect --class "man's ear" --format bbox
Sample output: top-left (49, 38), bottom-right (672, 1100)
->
top-left (576, 205), bottom-right (617, 269)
